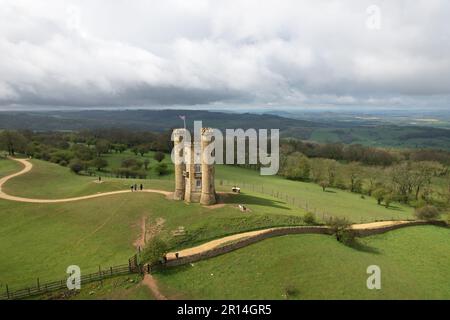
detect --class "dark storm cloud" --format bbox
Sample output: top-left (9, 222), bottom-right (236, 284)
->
top-left (0, 0), bottom-right (449, 109)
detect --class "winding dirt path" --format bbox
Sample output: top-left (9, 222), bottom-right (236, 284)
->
top-left (165, 220), bottom-right (417, 260)
top-left (0, 158), bottom-right (172, 203)
top-left (142, 274), bottom-right (168, 300)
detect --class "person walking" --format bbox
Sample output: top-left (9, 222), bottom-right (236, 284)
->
top-left (140, 183), bottom-right (143, 191)
top-left (134, 183), bottom-right (137, 191)
top-left (130, 185), bottom-right (134, 192)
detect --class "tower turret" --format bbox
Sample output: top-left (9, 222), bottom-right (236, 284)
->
top-left (172, 128), bottom-right (186, 200)
top-left (200, 128), bottom-right (217, 205)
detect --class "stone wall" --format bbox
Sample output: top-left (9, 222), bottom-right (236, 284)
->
top-left (164, 221), bottom-right (448, 268)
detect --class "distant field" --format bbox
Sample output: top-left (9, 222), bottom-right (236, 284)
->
top-left (308, 126), bottom-right (450, 150)
top-left (155, 225), bottom-right (450, 299)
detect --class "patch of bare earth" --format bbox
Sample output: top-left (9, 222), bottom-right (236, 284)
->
top-left (142, 274), bottom-right (168, 300)
top-left (203, 192), bottom-right (237, 210)
top-left (133, 217), bottom-right (165, 249)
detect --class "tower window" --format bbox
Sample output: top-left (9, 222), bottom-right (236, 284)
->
top-left (195, 164), bottom-right (201, 173)
top-left (196, 179), bottom-right (201, 188)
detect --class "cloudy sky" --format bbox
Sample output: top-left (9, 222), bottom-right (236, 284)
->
top-left (0, 0), bottom-right (449, 110)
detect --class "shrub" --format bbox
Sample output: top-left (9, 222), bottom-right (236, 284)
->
top-left (142, 237), bottom-right (169, 265)
top-left (69, 160), bottom-right (83, 174)
top-left (415, 205), bottom-right (440, 221)
top-left (91, 157), bottom-right (108, 171)
top-left (319, 180), bottom-right (329, 192)
top-left (303, 212), bottom-right (316, 225)
top-left (154, 151), bottom-right (165, 162)
top-left (326, 216), bottom-right (352, 242)
top-left (284, 285), bottom-right (299, 299)
top-left (154, 163), bottom-right (169, 176)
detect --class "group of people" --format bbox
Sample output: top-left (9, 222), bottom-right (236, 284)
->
top-left (130, 183), bottom-right (144, 191)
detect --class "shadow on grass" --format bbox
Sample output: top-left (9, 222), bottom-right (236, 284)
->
top-left (385, 205), bottom-right (404, 212)
top-left (344, 239), bottom-right (381, 254)
top-left (223, 192), bottom-right (291, 210)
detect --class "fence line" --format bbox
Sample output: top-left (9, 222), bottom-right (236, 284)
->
top-left (0, 254), bottom-right (142, 300)
top-left (219, 179), bottom-right (408, 223)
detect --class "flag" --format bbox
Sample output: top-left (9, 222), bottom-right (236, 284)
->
top-left (179, 115), bottom-right (186, 120)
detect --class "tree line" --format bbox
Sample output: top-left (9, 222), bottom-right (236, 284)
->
top-left (0, 129), bottom-right (172, 178)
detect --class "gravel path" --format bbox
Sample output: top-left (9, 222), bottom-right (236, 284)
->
top-left (0, 158), bottom-right (171, 203)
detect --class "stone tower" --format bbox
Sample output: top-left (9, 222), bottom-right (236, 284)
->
top-left (200, 128), bottom-right (216, 205)
top-left (172, 128), bottom-right (186, 200)
top-left (184, 141), bottom-right (202, 202)
top-left (172, 127), bottom-right (216, 205)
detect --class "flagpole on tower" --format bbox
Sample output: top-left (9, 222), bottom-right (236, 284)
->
top-left (179, 115), bottom-right (186, 129)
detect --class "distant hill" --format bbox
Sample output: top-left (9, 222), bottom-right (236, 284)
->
top-left (2, 109), bottom-right (450, 150)
top-left (0, 109), bottom-right (322, 135)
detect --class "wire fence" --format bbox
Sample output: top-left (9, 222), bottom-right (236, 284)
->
top-left (218, 179), bottom-right (412, 223)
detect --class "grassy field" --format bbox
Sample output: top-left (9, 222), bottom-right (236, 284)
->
top-left (0, 155), bottom-right (446, 300)
top-left (1, 155), bottom-right (414, 222)
top-left (32, 274), bottom-right (152, 300)
top-left (2, 158), bottom-right (173, 199)
top-left (0, 158), bottom-right (310, 291)
top-left (155, 225), bottom-right (450, 299)
top-left (0, 157), bottom-right (22, 179)
top-left (215, 165), bottom-right (414, 222)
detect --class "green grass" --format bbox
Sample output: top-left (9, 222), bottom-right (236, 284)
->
top-left (1, 156), bottom-right (411, 223)
top-left (215, 165), bottom-right (414, 222)
top-left (0, 159), bottom-right (310, 291)
top-left (3, 158), bottom-right (173, 199)
top-left (0, 157), bottom-right (22, 179)
top-left (32, 274), bottom-right (152, 300)
top-left (155, 225), bottom-right (450, 299)
top-left (0, 154), bottom-right (420, 297)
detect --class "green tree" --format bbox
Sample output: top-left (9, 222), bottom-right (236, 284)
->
top-left (144, 158), bottom-right (150, 170)
top-left (71, 144), bottom-right (94, 161)
top-left (95, 139), bottom-right (110, 156)
top-left (137, 144), bottom-right (150, 157)
top-left (372, 188), bottom-right (385, 205)
top-left (319, 180), bottom-right (329, 192)
top-left (154, 151), bottom-right (165, 162)
top-left (0, 130), bottom-right (27, 156)
top-left (154, 163), bottom-right (169, 176)
top-left (282, 152), bottom-right (310, 181)
top-left (303, 212), bottom-right (316, 225)
top-left (142, 237), bottom-right (168, 265)
top-left (326, 216), bottom-right (353, 243)
top-left (69, 160), bottom-right (84, 174)
top-left (91, 158), bottom-right (108, 171)
top-left (347, 162), bottom-right (362, 193)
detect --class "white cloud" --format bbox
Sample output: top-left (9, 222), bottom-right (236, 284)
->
top-left (0, 0), bottom-right (449, 109)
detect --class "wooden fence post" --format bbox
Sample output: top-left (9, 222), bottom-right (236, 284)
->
top-left (6, 284), bottom-right (9, 300)
top-left (37, 278), bottom-right (40, 291)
